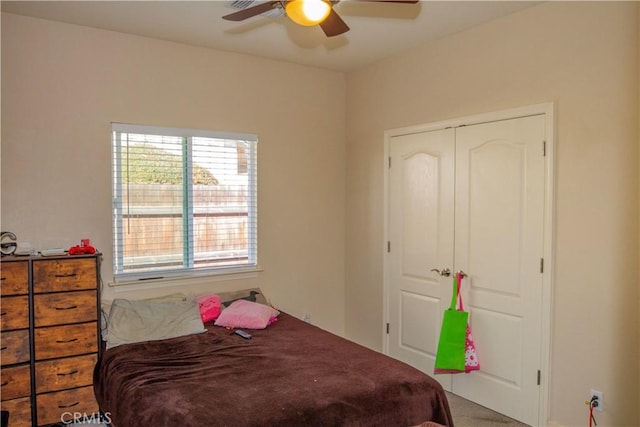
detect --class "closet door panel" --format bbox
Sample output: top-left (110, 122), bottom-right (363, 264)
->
top-left (452, 115), bottom-right (545, 426)
top-left (466, 141), bottom-right (524, 296)
top-left (387, 128), bottom-right (455, 391)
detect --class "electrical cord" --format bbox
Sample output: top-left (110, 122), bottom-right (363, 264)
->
top-left (587, 396), bottom-right (598, 427)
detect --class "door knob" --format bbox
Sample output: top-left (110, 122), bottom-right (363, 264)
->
top-left (430, 268), bottom-right (451, 277)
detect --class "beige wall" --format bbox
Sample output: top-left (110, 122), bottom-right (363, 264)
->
top-left (345, 2), bottom-right (639, 427)
top-left (2, 3), bottom-right (639, 427)
top-left (0, 13), bottom-right (347, 334)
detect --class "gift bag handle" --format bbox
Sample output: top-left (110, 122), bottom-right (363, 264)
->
top-left (449, 271), bottom-right (468, 311)
top-left (449, 275), bottom-right (459, 310)
top-left (456, 272), bottom-right (465, 311)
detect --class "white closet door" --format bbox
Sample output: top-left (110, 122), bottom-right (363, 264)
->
top-left (386, 113), bottom-right (547, 426)
top-left (451, 115), bottom-right (546, 426)
top-left (387, 128), bottom-right (455, 390)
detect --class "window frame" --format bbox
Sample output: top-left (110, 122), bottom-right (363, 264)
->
top-left (111, 123), bottom-right (258, 283)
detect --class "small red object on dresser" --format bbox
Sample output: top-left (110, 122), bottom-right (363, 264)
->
top-left (68, 244), bottom-right (96, 255)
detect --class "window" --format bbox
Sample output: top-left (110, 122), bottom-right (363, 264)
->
top-left (111, 124), bottom-right (257, 282)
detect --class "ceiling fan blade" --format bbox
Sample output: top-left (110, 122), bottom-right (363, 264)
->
top-left (319, 8), bottom-right (350, 37)
top-left (222, 1), bottom-right (281, 22)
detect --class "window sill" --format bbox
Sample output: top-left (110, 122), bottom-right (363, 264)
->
top-left (108, 265), bottom-right (263, 291)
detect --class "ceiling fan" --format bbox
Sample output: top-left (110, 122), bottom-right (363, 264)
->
top-left (222, 0), bottom-right (419, 37)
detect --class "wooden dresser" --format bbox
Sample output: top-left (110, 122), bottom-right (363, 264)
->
top-left (1, 254), bottom-right (101, 427)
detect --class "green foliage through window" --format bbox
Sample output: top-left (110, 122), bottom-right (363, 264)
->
top-left (123, 143), bottom-right (218, 185)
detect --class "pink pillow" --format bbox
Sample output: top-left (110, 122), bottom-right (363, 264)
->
top-left (196, 294), bottom-right (222, 323)
top-left (214, 300), bottom-right (279, 329)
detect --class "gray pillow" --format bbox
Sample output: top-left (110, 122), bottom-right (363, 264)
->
top-left (101, 293), bottom-right (188, 341)
top-left (106, 298), bottom-right (206, 349)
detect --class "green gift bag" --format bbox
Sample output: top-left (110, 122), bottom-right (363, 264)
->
top-left (434, 275), bottom-right (468, 373)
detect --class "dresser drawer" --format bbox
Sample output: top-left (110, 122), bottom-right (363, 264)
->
top-left (37, 385), bottom-right (99, 426)
top-left (33, 258), bottom-right (97, 293)
top-left (1, 330), bottom-right (30, 365)
top-left (36, 354), bottom-right (97, 394)
top-left (0, 261), bottom-right (28, 295)
top-left (34, 291), bottom-right (97, 327)
top-left (34, 322), bottom-right (97, 360)
top-left (0, 364), bottom-right (31, 401)
top-left (0, 396), bottom-right (32, 427)
top-left (0, 295), bottom-right (29, 331)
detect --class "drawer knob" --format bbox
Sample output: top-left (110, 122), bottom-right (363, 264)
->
top-left (55, 305), bottom-right (78, 311)
top-left (57, 369), bottom-right (79, 377)
top-left (58, 401), bottom-right (80, 409)
top-left (55, 338), bottom-right (79, 344)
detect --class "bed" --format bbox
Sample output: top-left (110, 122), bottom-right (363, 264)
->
top-left (93, 291), bottom-right (453, 427)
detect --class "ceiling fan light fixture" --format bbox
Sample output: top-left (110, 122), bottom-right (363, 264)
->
top-left (285, 0), bottom-right (331, 26)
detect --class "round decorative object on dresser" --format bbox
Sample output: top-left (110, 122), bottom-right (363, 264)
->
top-left (0, 231), bottom-right (17, 256)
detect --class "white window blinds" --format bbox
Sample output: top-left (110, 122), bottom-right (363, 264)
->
top-left (112, 123), bottom-right (258, 282)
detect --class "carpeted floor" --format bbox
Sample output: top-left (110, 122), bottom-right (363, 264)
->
top-left (446, 392), bottom-right (530, 427)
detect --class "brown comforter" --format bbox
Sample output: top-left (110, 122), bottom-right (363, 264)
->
top-left (94, 313), bottom-right (453, 427)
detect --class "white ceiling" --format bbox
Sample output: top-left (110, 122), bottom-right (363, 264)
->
top-left (1, 1), bottom-right (539, 72)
